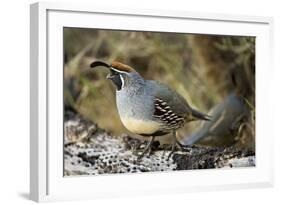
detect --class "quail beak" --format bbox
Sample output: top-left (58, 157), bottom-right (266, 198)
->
top-left (90, 61), bottom-right (122, 90)
top-left (106, 72), bottom-right (123, 91)
top-left (90, 61), bottom-right (114, 80)
top-left (106, 73), bottom-right (114, 80)
top-left (106, 68), bottom-right (119, 80)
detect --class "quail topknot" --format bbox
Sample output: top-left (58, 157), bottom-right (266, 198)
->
top-left (91, 61), bottom-right (210, 158)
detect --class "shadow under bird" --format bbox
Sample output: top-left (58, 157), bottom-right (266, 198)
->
top-left (181, 93), bottom-right (250, 146)
top-left (91, 61), bottom-right (210, 158)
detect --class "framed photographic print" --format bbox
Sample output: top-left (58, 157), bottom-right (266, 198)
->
top-left (30, 2), bottom-right (274, 202)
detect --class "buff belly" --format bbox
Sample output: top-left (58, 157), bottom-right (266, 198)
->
top-left (120, 117), bottom-right (161, 135)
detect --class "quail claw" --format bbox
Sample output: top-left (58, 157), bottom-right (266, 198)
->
top-left (135, 136), bottom-right (155, 160)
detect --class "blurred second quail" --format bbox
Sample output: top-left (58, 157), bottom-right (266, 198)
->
top-left (181, 93), bottom-right (250, 146)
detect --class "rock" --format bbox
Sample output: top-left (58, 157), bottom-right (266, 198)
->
top-left (64, 111), bottom-right (255, 176)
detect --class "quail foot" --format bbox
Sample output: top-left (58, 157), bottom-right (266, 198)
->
top-left (91, 61), bottom-right (210, 159)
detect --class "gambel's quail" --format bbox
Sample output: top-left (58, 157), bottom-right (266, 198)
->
top-left (91, 61), bottom-right (210, 158)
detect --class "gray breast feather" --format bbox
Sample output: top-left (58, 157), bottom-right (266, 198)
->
top-left (116, 85), bottom-right (154, 120)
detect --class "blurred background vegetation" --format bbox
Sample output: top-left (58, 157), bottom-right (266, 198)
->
top-left (64, 28), bottom-right (255, 150)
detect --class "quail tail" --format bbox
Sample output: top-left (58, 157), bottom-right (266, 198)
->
top-left (191, 109), bottom-right (211, 121)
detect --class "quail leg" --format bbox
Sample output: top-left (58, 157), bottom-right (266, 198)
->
top-left (167, 130), bottom-right (177, 159)
top-left (167, 130), bottom-right (191, 159)
top-left (137, 136), bottom-right (155, 159)
top-left (132, 141), bottom-right (143, 155)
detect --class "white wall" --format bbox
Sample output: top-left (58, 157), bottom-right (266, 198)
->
top-left (0, 0), bottom-right (280, 204)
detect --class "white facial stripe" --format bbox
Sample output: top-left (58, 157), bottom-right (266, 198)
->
top-left (119, 74), bottom-right (124, 89)
top-left (110, 67), bottom-right (129, 74)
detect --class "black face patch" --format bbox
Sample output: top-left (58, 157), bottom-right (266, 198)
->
top-left (107, 73), bottom-right (122, 91)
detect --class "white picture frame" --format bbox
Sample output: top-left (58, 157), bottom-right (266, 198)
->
top-left (30, 2), bottom-right (274, 202)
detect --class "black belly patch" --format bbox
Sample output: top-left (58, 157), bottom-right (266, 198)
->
top-left (139, 130), bottom-right (169, 137)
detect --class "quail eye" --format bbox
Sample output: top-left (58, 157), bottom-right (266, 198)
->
top-left (110, 70), bottom-right (118, 75)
